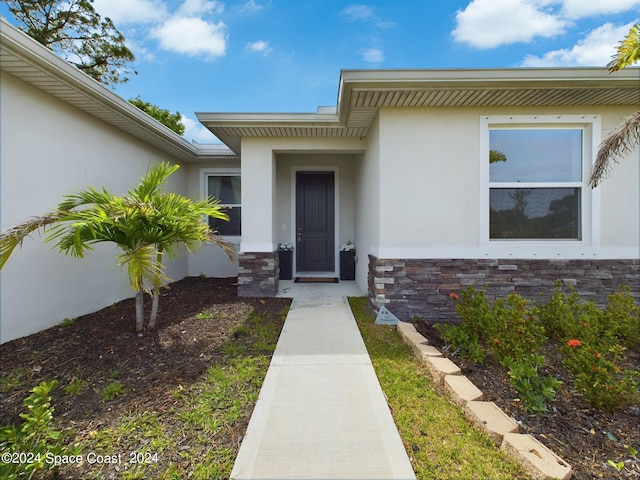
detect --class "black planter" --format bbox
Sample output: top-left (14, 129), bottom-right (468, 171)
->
top-left (340, 251), bottom-right (355, 280)
top-left (279, 250), bottom-right (293, 280)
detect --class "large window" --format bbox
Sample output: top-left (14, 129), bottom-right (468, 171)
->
top-left (205, 171), bottom-right (241, 236)
top-left (489, 128), bottom-right (583, 240)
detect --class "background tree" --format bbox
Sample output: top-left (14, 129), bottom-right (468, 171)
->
top-left (2, 0), bottom-right (135, 86)
top-left (589, 23), bottom-right (640, 187)
top-left (129, 97), bottom-right (186, 135)
top-left (0, 163), bottom-right (233, 332)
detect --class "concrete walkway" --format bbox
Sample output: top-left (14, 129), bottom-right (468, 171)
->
top-left (230, 282), bottom-right (416, 480)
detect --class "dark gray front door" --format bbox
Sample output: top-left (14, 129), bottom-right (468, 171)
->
top-left (296, 172), bottom-right (335, 272)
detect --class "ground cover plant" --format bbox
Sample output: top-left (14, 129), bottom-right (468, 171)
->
top-left (0, 277), bottom-right (290, 479)
top-left (348, 297), bottom-right (530, 480)
top-left (416, 285), bottom-right (640, 480)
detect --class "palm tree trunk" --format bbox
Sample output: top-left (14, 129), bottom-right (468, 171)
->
top-left (135, 290), bottom-right (145, 332)
top-left (148, 290), bottom-right (160, 330)
top-left (147, 247), bottom-right (164, 330)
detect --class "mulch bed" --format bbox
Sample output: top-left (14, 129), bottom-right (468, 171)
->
top-left (0, 277), bottom-right (290, 478)
top-left (415, 319), bottom-right (640, 480)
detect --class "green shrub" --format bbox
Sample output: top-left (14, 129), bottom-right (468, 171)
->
top-left (535, 283), bottom-right (583, 340)
top-left (562, 340), bottom-right (639, 412)
top-left (0, 380), bottom-right (79, 479)
top-left (453, 287), bottom-right (500, 342)
top-left (448, 288), bottom-right (546, 364)
top-left (604, 288), bottom-right (640, 350)
top-left (435, 323), bottom-right (485, 364)
top-left (489, 293), bottom-right (546, 364)
top-left (504, 354), bottom-right (563, 416)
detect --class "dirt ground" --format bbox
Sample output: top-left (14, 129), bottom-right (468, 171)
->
top-left (416, 320), bottom-right (640, 480)
top-left (0, 277), bottom-right (291, 478)
top-left (2, 277), bottom-right (638, 479)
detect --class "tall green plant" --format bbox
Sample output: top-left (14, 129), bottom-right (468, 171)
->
top-left (0, 381), bottom-right (79, 479)
top-left (0, 163), bottom-right (234, 331)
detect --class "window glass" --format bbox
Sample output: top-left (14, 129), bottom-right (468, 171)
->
top-left (208, 176), bottom-right (241, 204)
top-left (207, 175), bottom-right (241, 236)
top-left (490, 188), bottom-right (581, 239)
top-left (490, 129), bottom-right (582, 183)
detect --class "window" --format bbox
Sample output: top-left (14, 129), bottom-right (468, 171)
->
top-left (489, 128), bottom-right (584, 240)
top-left (205, 171), bottom-right (241, 236)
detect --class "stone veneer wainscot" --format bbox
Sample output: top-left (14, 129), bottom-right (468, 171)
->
top-left (368, 255), bottom-right (640, 321)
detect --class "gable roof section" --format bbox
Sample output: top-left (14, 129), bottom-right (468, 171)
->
top-left (0, 18), bottom-right (237, 163)
top-left (198, 67), bottom-right (640, 154)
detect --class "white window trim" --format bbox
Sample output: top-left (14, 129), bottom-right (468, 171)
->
top-left (479, 115), bottom-right (601, 252)
top-left (200, 168), bottom-right (241, 240)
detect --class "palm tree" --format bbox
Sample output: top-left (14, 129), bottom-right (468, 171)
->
top-left (588, 23), bottom-right (640, 187)
top-left (0, 163), bottom-right (233, 332)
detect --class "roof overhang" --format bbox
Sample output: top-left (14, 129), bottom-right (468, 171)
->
top-left (198, 67), bottom-right (640, 154)
top-left (0, 18), bottom-right (237, 163)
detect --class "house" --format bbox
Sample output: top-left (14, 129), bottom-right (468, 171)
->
top-left (2, 18), bottom-right (638, 343)
top-left (197, 68), bottom-right (640, 320)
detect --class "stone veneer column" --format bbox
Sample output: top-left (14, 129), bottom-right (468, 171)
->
top-left (238, 252), bottom-right (279, 297)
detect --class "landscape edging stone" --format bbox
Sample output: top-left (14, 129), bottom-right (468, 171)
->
top-left (396, 323), bottom-right (573, 480)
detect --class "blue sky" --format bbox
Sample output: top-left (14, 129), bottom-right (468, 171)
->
top-left (1, 0), bottom-right (639, 143)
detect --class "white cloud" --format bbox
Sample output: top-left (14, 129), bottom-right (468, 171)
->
top-left (453, 0), bottom-right (568, 48)
top-left (151, 17), bottom-right (226, 59)
top-left (247, 40), bottom-right (273, 55)
top-left (361, 48), bottom-right (384, 63)
top-left (178, 0), bottom-right (224, 16)
top-left (240, 0), bottom-right (271, 13)
top-left (561, 0), bottom-right (640, 18)
top-left (521, 21), bottom-right (637, 66)
top-left (339, 5), bottom-right (395, 28)
top-left (182, 115), bottom-right (218, 143)
top-left (92, 0), bottom-right (168, 24)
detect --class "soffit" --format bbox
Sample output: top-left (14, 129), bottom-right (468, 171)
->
top-left (199, 68), bottom-right (640, 154)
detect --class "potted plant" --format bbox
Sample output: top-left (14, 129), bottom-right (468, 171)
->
top-left (339, 241), bottom-right (356, 280)
top-left (277, 242), bottom-right (293, 280)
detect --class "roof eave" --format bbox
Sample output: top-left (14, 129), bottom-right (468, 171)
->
top-left (0, 17), bottom-right (202, 162)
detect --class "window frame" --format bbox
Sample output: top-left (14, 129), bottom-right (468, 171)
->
top-left (479, 115), bottom-right (601, 248)
top-left (200, 168), bottom-right (241, 239)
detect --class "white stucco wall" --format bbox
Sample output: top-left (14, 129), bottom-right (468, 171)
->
top-left (374, 105), bottom-right (639, 259)
top-left (185, 162), bottom-right (240, 277)
top-left (1, 72), bottom-right (188, 343)
top-left (354, 115), bottom-right (382, 289)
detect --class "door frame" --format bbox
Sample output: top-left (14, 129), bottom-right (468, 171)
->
top-left (291, 166), bottom-right (339, 277)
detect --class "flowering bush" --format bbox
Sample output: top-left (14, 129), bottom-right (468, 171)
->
top-left (562, 341), bottom-right (639, 412)
top-left (441, 285), bottom-right (639, 414)
top-left (442, 288), bottom-right (546, 365)
top-left (277, 242), bottom-right (293, 251)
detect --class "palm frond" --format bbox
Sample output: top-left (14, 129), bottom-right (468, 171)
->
top-left (589, 111), bottom-right (640, 188)
top-left (133, 163), bottom-right (180, 201)
top-left (607, 23), bottom-right (640, 72)
top-left (0, 212), bottom-right (67, 269)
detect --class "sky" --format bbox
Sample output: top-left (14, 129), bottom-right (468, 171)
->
top-left (1, 0), bottom-right (639, 144)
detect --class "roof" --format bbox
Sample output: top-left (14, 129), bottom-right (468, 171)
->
top-left (0, 18), bottom-right (237, 163)
top-left (198, 67), bottom-right (640, 154)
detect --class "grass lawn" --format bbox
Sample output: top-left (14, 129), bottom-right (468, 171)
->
top-left (349, 297), bottom-right (530, 480)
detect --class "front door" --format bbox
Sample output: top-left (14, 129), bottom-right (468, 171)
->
top-left (296, 172), bottom-right (335, 272)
